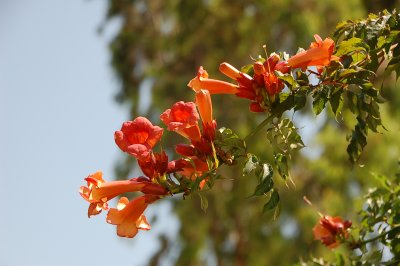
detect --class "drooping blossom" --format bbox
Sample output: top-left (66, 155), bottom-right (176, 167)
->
top-left (106, 195), bottom-right (159, 238)
top-left (313, 215), bottom-right (352, 249)
top-left (287, 34), bottom-right (339, 70)
top-left (79, 171), bottom-right (167, 217)
top-left (114, 117), bottom-right (163, 159)
top-left (160, 101), bottom-right (201, 141)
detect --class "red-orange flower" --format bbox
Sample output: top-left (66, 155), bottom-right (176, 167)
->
top-left (79, 171), bottom-right (166, 217)
top-left (288, 34), bottom-right (339, 69)
top-left (195, 89), bottom-right (213, 124)
top-left (254, 54), bottom-right (290, 96)
top-left (188, 66), bottom-right (239, 94)
top-left (219, 55), bottom-right (291, 112)
top-left (185, 73), bottom-right (218, 147)
top-left (106, 195), bottom-right (159, 238)
top-left (179, 157), bottom-right (210, 189)
top-left (115, 117), bottom-right (163, 159)
top-left (160, 101), bottom-right (201, 141)
top-left (175, 143), bottom-right (196, 157)
top-left (313, 215), bottom-right (352, 249)
top-left (193, 90), bottom-right (217, 151)
top-left (137, 151), bottom-right (169, 179)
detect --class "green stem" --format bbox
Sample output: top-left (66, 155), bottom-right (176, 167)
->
top-left (244, 115), bottom-right (274, 141)
top-left (356, 225), bottom-right (400, 247)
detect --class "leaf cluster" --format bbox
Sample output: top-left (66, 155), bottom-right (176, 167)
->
top-left (243, 154), bottom-right (280, 216)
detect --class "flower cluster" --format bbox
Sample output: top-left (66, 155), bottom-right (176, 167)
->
top-left (80, 90), bottom-right (219, 238)
top-left (189, 34), bottom-right (337, 112)
top-left (80, 34), bottom-right (339, 239)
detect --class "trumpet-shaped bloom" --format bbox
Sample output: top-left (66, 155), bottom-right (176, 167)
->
top-left (79, 171), bottom-right (166, 217)
top-left (219, 55), bottom-right (290, 112)
top-left (160, 101), bottom-right (199, 131)
top-left (106, 195), bottom-right (159, 238)
top-left (115, 117), bottom-right (163, 159)
top-left (194, 89), bottom-right (217, 142)
top-left (288, 34), bottom-right (339, 69)
top-left (219, 62), bottom-right (253, 81)
top-left (195, 89), bottom-right (213, 125)
top-left (313, 215), bottom-right (352, 249)
top-left (160, 101), bottom-right (201, 141)
top-left (256, 53), bottom-right (290, 96)
top-left (188, 66), bottom-right (239, 94)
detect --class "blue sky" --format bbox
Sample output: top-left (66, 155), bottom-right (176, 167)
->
top-left (0, 1), bottom-right (178, 265)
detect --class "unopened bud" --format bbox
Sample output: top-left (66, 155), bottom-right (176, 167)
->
top-left (219, 62), bottom-right (242, 80)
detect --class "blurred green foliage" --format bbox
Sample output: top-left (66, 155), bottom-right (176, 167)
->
top-left (105, 0), bottom-right (400, 265)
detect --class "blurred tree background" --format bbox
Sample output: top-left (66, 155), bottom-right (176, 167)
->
top-left (104, 0), bottom-right (400, 265)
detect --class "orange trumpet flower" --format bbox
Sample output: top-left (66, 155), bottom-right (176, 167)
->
top-left (160, 101), bottom-right (201, 141)
top-left (288, 34), bottom-right (339, 69)
top-left (106, 195), bottom-right (159, 238)
top-left (115, 117), bottom-right (163, 159)
top-left (188, 66), bottom-right (239, 94)
top-left (79, 171), bottom-right (166, 217)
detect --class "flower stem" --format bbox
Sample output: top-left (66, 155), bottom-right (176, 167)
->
top-left (354, 225), bottom-right (400, 248)
top-left (244, 115), bottom-right (274, 141)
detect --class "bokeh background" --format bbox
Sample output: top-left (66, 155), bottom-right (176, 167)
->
top-left (1, 1), bottom-right (399, 265)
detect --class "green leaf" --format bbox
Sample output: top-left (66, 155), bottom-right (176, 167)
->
top-left (294, 90), bottom-right (307, 111)
top-left (263, 190), bottom-right (280, 213)
top-left (312, 89), bottom-right (329, 115)
top-left (241, 64), bottom-right (253, 74)
top-left (329, 90), bottom-right (344, 118)
top-left (274, 152), bottom-right (289, 179)
top-left (335, 253), bottom-right (345, 266)
top-left (253, 176), bottom-right (274, 196)
top-left (346, 116), bottom-right (368, 164)
top-left (253, 164), bottom-right (274, 196)
top-left (362, 250), bottom-right (382, 264)
top-left (335, 37), bottom-right (367, 57)
top-left (267, 118), bottom-right (304, 154)
top-left (215, 127), bottom-right (246, 159)
top-left (198, 193), bottom-right (208, 212)
top-left (255, 163), bottom-right (274, 181)
top-left (277, 73), bottom-right (299, 90)
top-left (338, 68), bottom-right (358, 79)
top-left (243, 154), bottom-right (259, 176)
top-left (295, 70), bottom-right (310, 86)
top-left (372, 173), bottom-right (392, 191)
top-left (386, 55), bottom-right (400, 79)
